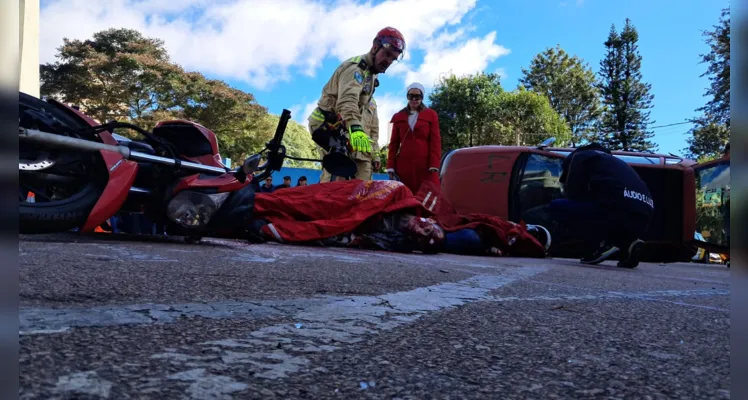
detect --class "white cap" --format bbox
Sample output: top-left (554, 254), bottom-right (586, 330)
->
top-left (406, 82), bottom-right (425, 96)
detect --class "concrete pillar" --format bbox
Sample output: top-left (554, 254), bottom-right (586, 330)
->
top-left (19, 0), bottom-right (40, 98)
top-left (0, 1), bottom-right (20, 93)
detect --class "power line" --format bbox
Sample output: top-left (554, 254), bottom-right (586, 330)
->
top-left (648, 121), bottom-right (694, 129)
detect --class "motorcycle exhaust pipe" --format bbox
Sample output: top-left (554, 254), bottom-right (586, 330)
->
top-left (20, 128), bottom-right (228, 175)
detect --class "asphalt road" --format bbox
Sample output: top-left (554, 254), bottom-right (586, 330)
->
top-left (19, 233), bottom-right (730, 399)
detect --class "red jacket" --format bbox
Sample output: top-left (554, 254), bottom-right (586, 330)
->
top-left (386, 107), bottom-right (442, 194)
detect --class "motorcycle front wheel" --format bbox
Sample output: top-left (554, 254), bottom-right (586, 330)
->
top-left (18, 92), bottom-right (108, 234)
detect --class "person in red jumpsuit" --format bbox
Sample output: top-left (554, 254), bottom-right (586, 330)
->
top-left (386, 82), bottom-right (442, 194)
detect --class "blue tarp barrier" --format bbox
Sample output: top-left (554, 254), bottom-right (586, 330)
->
top-left (261, 166), bottom-right (389, 185)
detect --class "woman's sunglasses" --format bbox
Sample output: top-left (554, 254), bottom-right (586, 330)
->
top-left (407, 94), bottom-right (423, 100)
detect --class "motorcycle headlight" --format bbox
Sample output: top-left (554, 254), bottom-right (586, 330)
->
top-left (166, 190), bottom-right (230, 228)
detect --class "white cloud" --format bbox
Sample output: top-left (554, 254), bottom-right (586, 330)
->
top-left (395, 31), bottom-right (511, 91)
top-left (294, 100), bottom-right (320, 128)
top-left (373, 92), bottom-right (407, 148)
top-left (40, 0), bottom-right (512, 155)
top-left (495, 67), bottom-right (509, 81)
top-left (39, 0), bottom-right (509, 89)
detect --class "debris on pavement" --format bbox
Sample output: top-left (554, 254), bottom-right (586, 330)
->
top-left (359, 381), bottom-right (376, 390)
top-left (374, 299), bottom-right (394, 309)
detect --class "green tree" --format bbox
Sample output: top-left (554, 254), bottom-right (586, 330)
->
top-left (686, 120), bottom-right (729, 162)
top-left (377, 145), bottom-right (389, 173)
top-left (40, 28), bottom-right (272, 164)
top-left (491, 87), bottom-right (571, 146)
top-left (685, 7), bottom-right (730, 159)
top-left (596, 20), bottom-right (657, 152)
top-left (429, 73), bottom-right (569, 150)
top-left (428, 72), bottom-right (504, 151)
top-left (40, 28), bottom-right (185, 124)
top-left (519, 45), bottom-right (601, 146)
top-left (269, 115), bottom-right (320, 169)
top-left (176, 72), bottom-right (269, 163)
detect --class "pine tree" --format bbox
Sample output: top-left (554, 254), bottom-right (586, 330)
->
top-left (519, 45), bottom-right (601, 147)
top-left (596, 19), bottom-right (657, 152)
top-left (685, 7), bottom-right (730, 160)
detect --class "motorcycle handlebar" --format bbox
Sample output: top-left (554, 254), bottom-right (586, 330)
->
top-left (250, 108), bottom-right (292, 183)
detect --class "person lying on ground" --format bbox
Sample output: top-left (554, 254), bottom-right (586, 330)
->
top-left (245, 179), bottom-right (548, 257)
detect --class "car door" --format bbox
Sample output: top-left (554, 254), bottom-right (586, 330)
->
top-left (690, 154), bottom-right (730, 255)
top-left (508, 150), bottom-right (566, 223)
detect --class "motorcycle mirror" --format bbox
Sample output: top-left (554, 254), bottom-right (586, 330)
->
top-left (536, 137), bottom-right (556, 150)
top-left (241, 154), bottom-right (262, 175)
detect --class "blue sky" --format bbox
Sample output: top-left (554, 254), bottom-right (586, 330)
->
top-left (40, 0), bottom-right (728, 156)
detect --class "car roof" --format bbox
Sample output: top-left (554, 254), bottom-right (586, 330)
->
top-left (446, 145), bottom-right (689, 166)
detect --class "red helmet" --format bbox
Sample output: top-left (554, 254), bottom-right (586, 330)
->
top-left (375, 27), bottom-right (406, 54)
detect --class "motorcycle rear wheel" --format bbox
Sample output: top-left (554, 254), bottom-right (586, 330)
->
top-left (19, 92), bottom-right (108, 234)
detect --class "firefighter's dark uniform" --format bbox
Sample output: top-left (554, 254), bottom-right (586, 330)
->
top-left (551, 145), bottom-right (655, 265)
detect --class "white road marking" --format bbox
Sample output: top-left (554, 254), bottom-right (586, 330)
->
top-left (159, 266), bottom-right (547, 391)
top-left (20, 281), bottom-right (730, 336)
top-left (20, 242), bottom-right (733, 399)
top-left (54, 371), bottom-right (113, 399)
top-left (168, 368), bottom-right (249, 400)
top-left (490, 288), bottom-right (730, 312)
top-left (637, 298), bottom-right (729, 312)
top-left (88, 243), bottom-right (179, 262)
top-left (227, 253), bottom-right (277, 263)
top-left (25, 266), bottom-right (546, 398)
top-left (19, 327), bottom-right (70, 335)
top-left (639, 273), bottom-right (729, 285)
top-left (208, 240), bottom-right (520, 272)
top-left (20, 301), bottom-right (286, 334)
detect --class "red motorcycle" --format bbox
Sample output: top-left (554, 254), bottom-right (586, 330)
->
top-left (18, 91), bottom-right (295, 240)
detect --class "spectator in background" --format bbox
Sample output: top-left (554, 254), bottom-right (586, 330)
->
top-left (261, 177), bottom-right (275, 193)
top-left (386, 82), bottom-right (442, 194)
top-left (276, 176), bottom-right (292, 190)
top-left (297, 176), bottom-right (308, 186)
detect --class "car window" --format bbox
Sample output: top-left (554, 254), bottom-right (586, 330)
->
top-left (516, 153), bottom-right (564, 219)
top-left (695, 161), bottom-right (730, 248)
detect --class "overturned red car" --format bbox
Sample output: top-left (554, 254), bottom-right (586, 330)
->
top-left (438, 139), bottom-right (730, 263)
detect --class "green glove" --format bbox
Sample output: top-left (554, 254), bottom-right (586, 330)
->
top-left (349, 125), bottom-right (373, 153)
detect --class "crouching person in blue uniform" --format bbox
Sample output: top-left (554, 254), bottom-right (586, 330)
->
top-left (551, 143), bottom-right (654, 268)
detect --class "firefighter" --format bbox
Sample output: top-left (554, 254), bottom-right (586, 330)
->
top-left (358, 96), bottom-right (380, 180)
top-left (308, 27), bottom-right (405, 182)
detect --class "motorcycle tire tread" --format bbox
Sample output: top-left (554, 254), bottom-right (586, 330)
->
top-left (19, 92), bottom-right (107, 234)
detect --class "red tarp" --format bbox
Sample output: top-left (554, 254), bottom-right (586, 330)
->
top-left (253, 179), bottom-right (545, 257)
top-left (254, 180), bottom-right (427, 243)
top-left (413, 180), bottom-right (546, 258)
